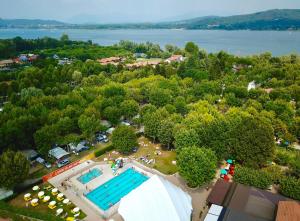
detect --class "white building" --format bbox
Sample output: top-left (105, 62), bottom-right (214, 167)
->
top-left (165, 55), bottom-right (185, 64)
top-left (118, 175), bottom-right (192, 221)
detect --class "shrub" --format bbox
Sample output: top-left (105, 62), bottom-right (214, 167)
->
top-left (274, 148), bottom-right (294, 166)
top-left (261, 165), bottom-right (284, 184)
top-left (233, 166), bottom-right (272, 189)
top-left (94, 145), bottom-right (114, 157)
top-left (279, 176), bottom-right (300, 200)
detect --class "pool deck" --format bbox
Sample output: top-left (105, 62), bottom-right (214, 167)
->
top-left (48, 159), bottom-right (215, 221)
top-left (48, 160), bottom-right (153, 221)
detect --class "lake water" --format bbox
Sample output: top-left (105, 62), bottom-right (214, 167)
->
top-left (0, 28), bottom-right (300, 56)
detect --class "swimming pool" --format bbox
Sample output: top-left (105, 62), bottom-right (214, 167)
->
top-left (77, 168), bottom-right (102, 184)
top-left (86, 168), bottom-right (148, 210)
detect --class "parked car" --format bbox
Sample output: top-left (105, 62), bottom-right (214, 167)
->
top-left (96, 134), bottom-right (109, 143)
top-left (57, 158), bottom-right (69, 168)
top-left (44, 161), bottom-right (52, 169)
top-left (36, 157), bottom-right (52, 169)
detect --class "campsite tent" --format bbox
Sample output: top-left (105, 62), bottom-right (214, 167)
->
top-left (118, 175), bottom-right (192, 221)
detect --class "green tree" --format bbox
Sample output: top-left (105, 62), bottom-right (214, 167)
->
top-left (174, 128), bottom-right (199, 151)
top-left (103, 106), bottom-right (122, 125)
top-left (0, 150), bottom-right (30, 188)
top-left (143, 108), bottom-right (169, 141)
top-left (120, 99), bottom-right (139, 120)
top-left (112, 125), bottom-right (137, 154)
top-left (157, 118), bottom-right (174, 148)
top-left (228, 115), bottom-right (275, 168)
top-left (177, 147), bottom-right (217, 187)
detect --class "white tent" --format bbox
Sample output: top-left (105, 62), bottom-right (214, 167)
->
top-left (118, 175), bottom-right (192, 221)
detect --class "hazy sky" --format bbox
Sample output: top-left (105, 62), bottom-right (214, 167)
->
top-left (1, 0), bottom-right (300, 23)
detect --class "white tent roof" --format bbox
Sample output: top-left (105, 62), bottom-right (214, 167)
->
top-left (118, 175), bottom-right (192, 221)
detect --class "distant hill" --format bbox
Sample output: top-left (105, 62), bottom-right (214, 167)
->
top-left (168, 9), bottom-right (300, 30)
top-left (0, 18), bottom-right (65, 28)
top-left (1, 9), bottom-right (300, 30)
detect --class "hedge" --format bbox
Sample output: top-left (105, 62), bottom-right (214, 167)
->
top-left (0, 201), bottom-right (63, 221)
top-left (279, 176), bottom-right (300, 201)
top-left (233, 166), bottom-right (272, 189)
top-left (94, 145), bottom-right (114, 157)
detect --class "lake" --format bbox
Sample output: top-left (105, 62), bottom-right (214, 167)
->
top-left (0, 28), bottom-right (300, 56)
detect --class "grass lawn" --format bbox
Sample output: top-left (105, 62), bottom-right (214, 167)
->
top-left (9, 183), bottom-right (86, 220)
top-left (96, 136), bottom-right (178, 175)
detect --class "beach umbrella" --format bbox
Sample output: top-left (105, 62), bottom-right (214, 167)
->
top-left (57, 193), bottom-right (64, 198)
top-left (63, 198), bottom-right (70, 204)
top-left (32, 185), bottom-right (39, 191)
top-left (72, 207), bottom-right (80, 213)
top-left (24, 193), bottom-right (31, 198)
top-left (56, 208), bottom-right (63, 216)
top-left (227, 159), bottom-right (233, 164)
top-left (49, 201), bottom-right (56, 207)
top-left (52, 188), bottom-right (58, 193)
top-left (43, 196), bottom-right (50, 202)
top-left (38, 191), bottom-right (44, 198)
top-left (31, 198), bottom-right (38, 204)
top-left (220, 169), bottom-right (227, 175)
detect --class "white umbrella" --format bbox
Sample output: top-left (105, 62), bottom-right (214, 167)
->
top-left (32, 186), bottom-right (39, 191)
top-left (72, 207), bottom-right (80, 213)
top-left (38, 191), bottom-right (44, 197)
top-left (57, 193), bottom-right (64, 198)
top-left (24, 193), bottom-right (31, 198)
top-left (52, 188), bottom-right (58, 193)
top-left (31, 198), bottom-right (38, 204)
top-left (63, 199), bottom-right (70, 204)
top-left (49, 201), bottom-right (56, 206)
top-left (43, 196), bottom-right (50, 202)
top-left (56, 208), bottom-right (63, 215)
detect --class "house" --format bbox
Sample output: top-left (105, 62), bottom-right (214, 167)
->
top-left (0, 59), bottom-right (14, 68)
top-left (17, 54), bottom-right (38, 63)
top-left (118, 175), bottom-right (192, 221)
top-left (126, 60), bottom-right (161, 69)
top-left (97, 57), bottom-right (123, 65)
top-left (205, 179), bottom-right (294, 221)
top-left (165, 55), bottom-right (184, 63)
top-left (247, 81), bottom-right (256, 91)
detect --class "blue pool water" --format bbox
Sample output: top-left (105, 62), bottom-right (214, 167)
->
top-left (86, 168), bottom-right (148, 210)
top-left (77, 168), bottom-right (102, 184)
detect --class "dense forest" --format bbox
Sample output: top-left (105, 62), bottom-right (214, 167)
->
top-left (0, 36), bottom-right (299, 200)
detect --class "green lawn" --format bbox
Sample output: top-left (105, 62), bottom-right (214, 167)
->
top-left (96, 136), bottom-right (178, 175)
top-left (9, 183), bottom-right (86, 220)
